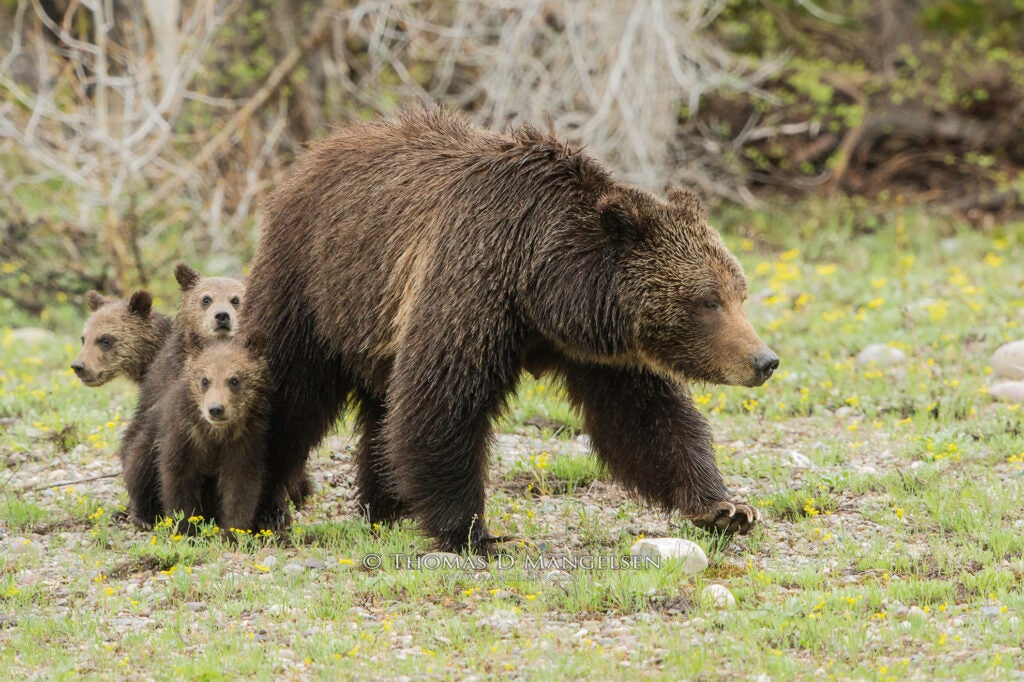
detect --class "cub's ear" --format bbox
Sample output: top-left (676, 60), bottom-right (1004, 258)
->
top-left (127, 290), bottom-right (153, 318)
top-left (86, 290), bottom-right (107, 311)
top-left (174, 262), bottom-right (201, 292)
top-left (665, 187), bottom-right (707, 219)
top-left (242, 328), bottom-right (268, 359)
top-left (596, 189), bottom-right (643, 235)
top-left (182, 330), bottom-right (205, 356)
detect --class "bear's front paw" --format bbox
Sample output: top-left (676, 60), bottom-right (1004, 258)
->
top-left (690, 501), bottom-right (761, 535)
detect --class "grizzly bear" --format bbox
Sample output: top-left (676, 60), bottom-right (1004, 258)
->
top-left (155, 337), bottom-right (269, 533)
top-left (120, 263), bottom-right (245, 528)
top-left (71, 290), bottom-right (172, 386)
top-left (245, 110), bottom-right (779, 552)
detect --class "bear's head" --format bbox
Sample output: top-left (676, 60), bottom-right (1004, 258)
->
top-left (72, 290), bottom-right (158, 386)
top-left (184, 337), bottom-right (269, 437)
top-left (608, 186), bottom-right (778, 387)
top-left (174, 263), bottom-right (244, 339)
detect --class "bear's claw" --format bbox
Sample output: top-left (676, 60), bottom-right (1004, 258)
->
top-left (690, 501), bottom-right (760, 535)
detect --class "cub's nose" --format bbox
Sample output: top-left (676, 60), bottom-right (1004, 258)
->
top-left (207, 403), bottom-right (226, 420)
top-left (214, 311), bottom-right (231, 326)
top-left (752, 349), bottom-right (780, 383)
top-left (70, 361), bottom-right (85, 375)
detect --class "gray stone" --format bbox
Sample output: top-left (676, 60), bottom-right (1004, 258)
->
top-left (303, 557), bottom-right (326, 570)
top-left (989, 381), bottom-right (1024, 403)
top-left (629, 538), bottom-right (708, 575)
top-left (856, 343), bottom-right (906, 367)
top-left (992, 341), bottom-right (1024, 380)
top-left (979, 605), bottom-right (1003, 619)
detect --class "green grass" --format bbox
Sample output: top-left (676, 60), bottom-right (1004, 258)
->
top-left (2, 197), bottom-right (1024, 679)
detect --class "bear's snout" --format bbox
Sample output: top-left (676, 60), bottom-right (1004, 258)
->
top-left (70, 360), bottom-right (86, 375)
top-left (751, 348), bottom-right (779, 385)
top-left (207, 403), bottom-right (227, 421)
top-left (213, 310), bottom-right (232, 330)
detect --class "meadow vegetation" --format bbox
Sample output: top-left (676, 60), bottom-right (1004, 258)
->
top-left (1, 197), bottom-right (1023, 679)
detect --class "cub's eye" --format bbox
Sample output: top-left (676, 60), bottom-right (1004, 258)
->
top-left (200, 377), bottom-right (210, 389)
top-left (80, 336), bottom-right (85, 345)
top-left (701, 299), bottom-right (721, 310)
top-left (229, 377), bottom-right (240, 389)
top-left (230, 296), bottom-right (240, 306)
top-left (201, 295), bottom-right (213, 307)
top-left (98, 336), bottom-right (113, 348)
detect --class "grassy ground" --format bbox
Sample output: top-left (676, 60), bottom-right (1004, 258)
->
top-left (1, 198), bottom-right (1023, 680)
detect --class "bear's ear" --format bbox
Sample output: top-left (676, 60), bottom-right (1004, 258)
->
top-left (596, 189), bottom-right (643, 235)
top-left (242, 328), bottom-right (268, 358)
top-left (127, 290), bottom-right (153, 318)
top-left (86, 291), bottom-right (107, 311)
top-left (174, 263), bottom-right (201, 292)
top-left (666, 187), bottom-right (707, 219)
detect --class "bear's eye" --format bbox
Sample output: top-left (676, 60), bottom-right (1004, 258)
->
top-left (200, 377), bottom-right (210, 389)
top-left (230, 296), bottom-right (240, 306)
top-left (701, 299), bottom-right (721, 310)
top-left (98, 336), bottom-right (114, 348)
top-left (80, 336), bottom-right (85, 345)
top-left (229, 377), bottom-right (241, 389)
top-left (201, 295), bottom-right (213, 308)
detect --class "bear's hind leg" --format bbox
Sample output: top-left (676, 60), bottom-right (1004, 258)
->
top-left (354, 389), bottom-right (408, 526)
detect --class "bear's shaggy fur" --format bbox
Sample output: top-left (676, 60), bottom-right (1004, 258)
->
top-left (245, 110), bottom-right (778, 551)
top-left (156, 337), bottom-right (269, 532)
top-left (120, 263), bottom-right (245, 528)
top-left (71, 290), bottom-right (172, 386)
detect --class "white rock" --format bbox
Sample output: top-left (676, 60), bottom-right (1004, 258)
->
top-left (7, 327), bottom-right (55, 345)
top-left (702, 584), bottom-right (737, 609)
top-left (785, 450), bottom-right (812, 468)
top-left (855, 343), bottom-right (906, 367)
top-left (989, 381), bottom-right (1024, 403)
top-left (260, 554), bottom-right (278, 568)
top-left (629, 538), bottom-right (708, 575)
top-left (992, 341), bottom-right (1024, 380)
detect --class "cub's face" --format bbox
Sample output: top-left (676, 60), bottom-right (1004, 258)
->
top-left (186, 341), bottom-right (267, 430)
top-left (617, 188), bottom-right (779, 388)
top-left (174, 263), bottom-right (244, 339)
top-left (71, 291), bottom-right (153, 386)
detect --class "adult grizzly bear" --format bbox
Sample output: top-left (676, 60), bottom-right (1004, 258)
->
top-left (71, 290), bottom-right (171, 387)
top-left (156, 337), bottom-right (269, 534)
top-left (246, 110), bottom-right (779, 552)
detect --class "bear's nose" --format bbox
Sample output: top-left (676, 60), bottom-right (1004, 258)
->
top-left (208, 403), bottom-right (226, 420)
top-left (70, 361), bottom-right (85, 374)
top-left (752, 349), bottom-right (779, 383)
top-left (214, 311), bottom-right (231, 326)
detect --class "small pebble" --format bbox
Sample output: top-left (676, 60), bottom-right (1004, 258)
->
top-left (992, 341), bottom-right (1024, 380)
top-left (303, 557), bottom-right (325, 570)
top-left (7, 327), bottom-right (55, 345)
top-left (630, 538), bottom-right (708, 575)
top-left (702, 584), bottom-right (737, 609)
top-left (855, 343), bottom-right (906, 367)
top-left (786, 450), bottom-right (812, 468)
top-left (979, 606), bottom-right (1003, 619)
top-left (260, 555), bottom-right (278, 568)
top-left (988, 381), bottom-right (1024, 403)
top-left (283, 562), bottom-right (304, 575)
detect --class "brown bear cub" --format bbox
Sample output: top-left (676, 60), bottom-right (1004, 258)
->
top-left (245, 109), bottom-right (779, 553)
top-left (72, 290), bottom-right (172, 386)
top-left (120, 263), bottom-right (245, 529)
top-left (156, 337), bottom-right (269, 533)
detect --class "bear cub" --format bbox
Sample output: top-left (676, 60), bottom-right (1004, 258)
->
top-left (121, 263), bottom-right (246, 528)
top-left (72, 290), bottom-right (172, 386)
top-left (156, 337), bottom-right (269, 533)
